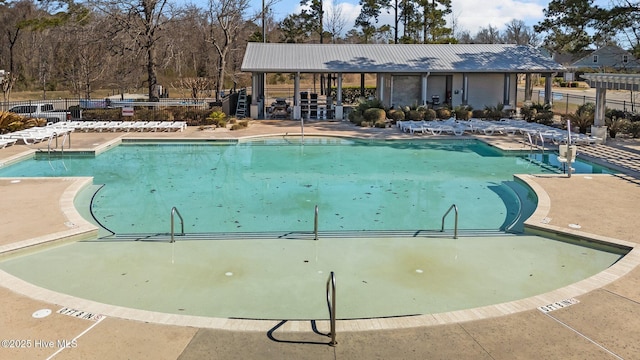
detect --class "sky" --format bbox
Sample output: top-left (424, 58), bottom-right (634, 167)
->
top-left (240, 0), bottom-right (611, 36)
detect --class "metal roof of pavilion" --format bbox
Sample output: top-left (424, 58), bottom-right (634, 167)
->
top-left (241, 43), bottom-right (565, 74)
top-left (581, 73), bottom-right (640, 91)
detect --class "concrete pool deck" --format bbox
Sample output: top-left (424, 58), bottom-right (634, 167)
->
top-left (1, 120), bottom-right (640, 359)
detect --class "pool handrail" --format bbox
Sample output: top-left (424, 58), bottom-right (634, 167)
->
top-left (441, 204), bottom-right (458, 239)
top-left (314, 205), bottom-right (319, 240)
top-left (170, 206), bottom-right (184, 243)
top-left (326, 271), bottom-right (337, 346)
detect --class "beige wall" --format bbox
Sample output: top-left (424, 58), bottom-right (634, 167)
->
top-left (391, 75), bottom-right (421, 107)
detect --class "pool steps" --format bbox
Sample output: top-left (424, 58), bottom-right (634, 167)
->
top-left (91, 229), bottom-right (513, 242)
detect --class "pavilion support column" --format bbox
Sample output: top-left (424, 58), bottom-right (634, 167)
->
top-left (293, 73), bottom-right (301, 120)
top-left (377, 74), bottom-right (384, 105)
top-left (250, 73), bottom-right (264, 119)
top-left (462, 73), bottom-right (469, 105)
top-left (503, 73), bottom-right (511, 106)
top-left (421, 73), bottom-right (429, 106)
top-left (335, 73), bottom-right (344, 120)
top-left (544, 73), bottom-right (553, 106)
top-left (591, 86), bottom-right (608, 144)
top-left (524, 74), bottom-right (532, 104)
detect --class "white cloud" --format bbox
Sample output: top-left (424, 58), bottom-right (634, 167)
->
top-left (268, 0), bottom-right (547, 37)
top-left (451, 0), bottom-right (545, 33)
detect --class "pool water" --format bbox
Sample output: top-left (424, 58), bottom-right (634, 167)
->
top-left (0, 138), bottom-right (610, 235)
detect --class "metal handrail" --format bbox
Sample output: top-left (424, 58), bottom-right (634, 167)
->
top-left (314, 205), bottom-right (319, 240)
top-left (170, 206), bottom-right (184, 243)
top-left (47, 132), bottom-right (57, 156)
top-left (440, 204), bottom-right (458, 239)
top-left (326, 271), bottom-right (337, 346)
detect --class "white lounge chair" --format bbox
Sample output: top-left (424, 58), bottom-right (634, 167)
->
top-left (0, 136), bottom-right (17, 148)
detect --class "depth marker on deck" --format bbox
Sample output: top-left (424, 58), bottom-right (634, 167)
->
top-left (537, 298), bottom-right (580, 313)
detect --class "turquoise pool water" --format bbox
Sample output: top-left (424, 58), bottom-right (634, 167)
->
top-left (0, 138), bottom-right (610, 235)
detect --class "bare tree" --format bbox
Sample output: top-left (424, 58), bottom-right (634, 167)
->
top-left (325, 0), bottom-right (347, 43)
top-left (171, 77), bottom-right (214, 99)
top-left (206, 0), bottom-right (254, 100)
top-left (504, 19), bottom-right (539, 46)
top-left (90, 0), bottom-right (174, 101)
top-left (474, 25), bottom-right (503, 44)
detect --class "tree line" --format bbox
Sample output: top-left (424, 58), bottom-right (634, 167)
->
top-left (0, 0), bottom-right (638, 101)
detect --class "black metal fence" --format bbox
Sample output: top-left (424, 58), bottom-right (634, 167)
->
top-left (518, 88), bottom-right (638, 114)
top-left (0, 97), bottom-right (225, 122)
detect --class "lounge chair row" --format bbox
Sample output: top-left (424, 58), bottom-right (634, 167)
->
top-left (51, 120), bottom-right (187, 133)
top-left (397, 118), bottom-right (602, 145)
top-left (5, 126), bottom-right (73, 145)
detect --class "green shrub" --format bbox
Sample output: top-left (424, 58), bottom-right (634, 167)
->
top-left (406, 110), bottom-right (422, 120)
top-left (472, 109), bottom-right (486, 119)
top-left (424, 108), bottom-right (437, 120)
top-left (230, 120), bottom-right (249, 130)
top-left (626, 121), bottom-right (640, 138)
top-left (436, 108), bottom-right (451, 119)
top-left (363, 108), bottom-right (386, 122)
top-left (453, 105), bottom-right (472, 120)
top-left (387, 109), bottom-right (405, 122)
top-left (534, 111), bottom-right (555, 126)
top-left (374, 119), bottom-right (388, 128)
top-left (83, 108), bottom-right (122, 121)
top-left (484, 103), bottom-right (505, 120)
top-left (606, 117), bottom-right (629, 138)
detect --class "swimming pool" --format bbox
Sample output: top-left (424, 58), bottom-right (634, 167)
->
top-left (0, 138), bottom-right (623, 320)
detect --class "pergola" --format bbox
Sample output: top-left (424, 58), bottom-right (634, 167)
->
top-left (581, 73), bottom-right (640, 143)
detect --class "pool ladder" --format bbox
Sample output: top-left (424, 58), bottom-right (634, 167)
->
top-left (326, 271), bottom-right (337, 346)
top-left (170, 206), bottom-right (184, 243)
top-left (441, 204), bottom-right (458, 239)
top-left (46, 131), bottom-right (70, 155)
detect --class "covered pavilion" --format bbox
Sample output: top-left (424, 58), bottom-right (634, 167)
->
top-left (241, 43), bottom-right (565, 120)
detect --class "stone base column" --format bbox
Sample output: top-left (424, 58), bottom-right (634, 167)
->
top-left (334, 106), bottom-right (344, 120)
top-left (591, 125), bottom-right (608, 144)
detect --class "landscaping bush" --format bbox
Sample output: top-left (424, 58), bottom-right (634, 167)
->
top-left (484, 103), bottom-right (505, 120)
top-left (406, 109), bottom-right (422, 120)
top-left (471, 109), bottom-right (486, 119)
top-left (534, 111), bottom-right (555, 126)
top-left (626, 121), bottom-right (640, 138)
top-left (206, 110), bottom-right (228, 127)
top-left (387, 109), bottom-right (405, 122)
top-left (453, 105), bottom-right (472, 120)
top-left (606, 117), bottom-right (629, 138)
top-left (363, 108), bottom-right (386, 122)
top-left (133, 108), bottom-right (171, 121)
top-left (564, 102), bottom-right (594, 134)
top-left (374, 119), bottom-right (388, 128)
top-left (349, 98), bottom-right (385, 127)
top-left (436, 108), bottom-right (451, 119)
top-left (83, 108), bottom-right (122, 121)
top-left (424, 108), bottom-right (437, 120)
top-left (230, 120), bottom-right (249, 130)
